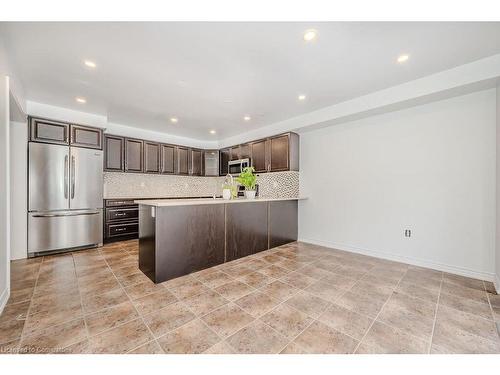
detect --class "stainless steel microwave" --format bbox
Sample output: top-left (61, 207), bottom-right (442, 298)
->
top-left (228, 158), bottom-right (250, 175)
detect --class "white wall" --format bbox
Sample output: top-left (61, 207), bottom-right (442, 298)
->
top-left (299, 89), bottom-right (496, 281)
top-left (0, 75), bottom-right (10, 312)
top-left (9, 119), bottom-right (27, 260)
top-left (496, 83), bottom-right (500, 291)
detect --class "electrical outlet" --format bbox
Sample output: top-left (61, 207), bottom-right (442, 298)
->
top-left (404, 229), bottom-right (412, 238)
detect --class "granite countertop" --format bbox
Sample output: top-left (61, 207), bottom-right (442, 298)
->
top-left (134, 197), bottom-right (307, 207)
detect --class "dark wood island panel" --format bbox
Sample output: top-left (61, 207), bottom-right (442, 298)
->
top-left (138, 199), bottom-right (299, 283)
top-left (225, 202), bottom-right (269, 262)
top-left (269, 200), bottom-right (298, 248)
top-left (139, 204), bottom-right (225, 283)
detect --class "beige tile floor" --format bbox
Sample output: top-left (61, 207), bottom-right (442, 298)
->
top-left (1, 240), bottom-right (499, 354)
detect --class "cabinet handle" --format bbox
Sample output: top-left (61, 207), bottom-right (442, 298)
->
top-left (115, 213), bottom-right (127, 217)
top-left (115, 228), bottom-right (127, 232)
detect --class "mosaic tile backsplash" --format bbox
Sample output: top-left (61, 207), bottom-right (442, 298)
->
top-left (103, 171), bottom-right (299, 199)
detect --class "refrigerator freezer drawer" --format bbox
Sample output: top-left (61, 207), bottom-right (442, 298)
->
top-left (28, 210), bottom-right (103, 255)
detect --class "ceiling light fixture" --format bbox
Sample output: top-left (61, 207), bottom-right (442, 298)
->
top-left (84, 60), bottom-right (96, 68)
top-left (298, 94), bottom-right (306, 101)
top-left (303, 29), bottom-right (318, 42)
top-left (210, 130), bottom-right (216, 134)
top-left (170, 117), bottom-right (178, 123)
top-left (397, 54), bottom-right (409, 63)
top-left (243, 116), bottom-right (251, 121)
top-left (75, 97), bottom-right (86, 103)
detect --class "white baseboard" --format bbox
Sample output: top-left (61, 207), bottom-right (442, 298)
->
top-left (299, 237), bottom-right (496, 282)
top-left (494, 274), bottom-right (500, 294)
top-left (0, 287), bottom-right (9, 316)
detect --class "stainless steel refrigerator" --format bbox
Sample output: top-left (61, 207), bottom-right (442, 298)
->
top-left (28, 142), bottom-right (103, 256)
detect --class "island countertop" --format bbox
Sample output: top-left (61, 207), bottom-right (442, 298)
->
top-left (134, 196), bottom-right (307, 207)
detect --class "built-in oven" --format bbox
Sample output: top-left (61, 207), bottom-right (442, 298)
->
top-left (228, 158), bottom-right (250, 175)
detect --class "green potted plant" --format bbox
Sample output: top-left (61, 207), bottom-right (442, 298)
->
top-left (236, 166), bottom-right (258, 199)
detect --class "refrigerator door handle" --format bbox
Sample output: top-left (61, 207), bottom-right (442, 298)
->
top-left (64, 154), bottom-right (69, 199)
top-left (71, 155), bottom-right (76, 199)
top-left (31, 211), bottom-right (100, 218)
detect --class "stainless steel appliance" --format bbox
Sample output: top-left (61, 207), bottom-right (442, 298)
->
top-left (28, 142), bottom-right (103, 256)
top-left (228, 158), bottom-right (250, 175)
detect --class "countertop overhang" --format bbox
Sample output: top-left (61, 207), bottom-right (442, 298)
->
top-left (134, 197), bottom-right (307, 207)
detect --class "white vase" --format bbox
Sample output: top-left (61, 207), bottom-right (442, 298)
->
top-left (244, 190), bottom-right (256, 199)
top-left (222, 189), bottom-right (232, 200)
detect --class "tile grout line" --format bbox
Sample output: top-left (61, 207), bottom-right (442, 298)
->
top-left (351, 267), bottom-right (408, 354)
top-left (16, 256), bottom-right (44, 352)
top-left (100, 245), bottom-right (166, 354)
top-left (428, 272), bottom-right (444, 354)
top-left (69, 252), bottom-right (92, 352)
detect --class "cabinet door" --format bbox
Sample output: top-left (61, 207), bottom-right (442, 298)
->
top-left (240, 143), bottom-right (251, 159)
top-left (269, 134), bottom-right (289, 172)
top-left (230, 146), bottom-right (240, 161)
top-left (204, 150), bottom-right (219, 176)
top-left (104, 135), bottom-right (124, 171)
top-left (144, 142), bottom-right (160, 173)
top-left (160, 144), bottom-right (176, 174)
top-left (220, 148), bottom-right (230, 175)
top-left (70, 124), bottom-right (102, 149)
top-left (124, 138), bottom-right (144, 172)
top-left (191, 149), bottom-right (203, 176)
top-left (177, 147), bottom-right (189, 175)
top-left (30, 117), bottom-right (69, 145)
top-left (250, 139), bottom-right (268, 173)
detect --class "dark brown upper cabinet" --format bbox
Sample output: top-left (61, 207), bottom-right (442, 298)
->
top-left (30, 117), bottom-right (69, 145)
top-left (70, 124), bottom-right (102, 149)
top-left (160, 144), bottom-right (176, 174)
top-left (219, 148), bottom-right (230, 176)
top-left (230, 145), bottom-right (240, 161)
top-left (176, 147), bottom-right (190, 175)
top-left (190, 149), bottom-right (203, 176)
top-left (102, 131), bottom-right (298, 175)
top-left (239, 143), bottom-right (251, 159)
top-left (250, 139), bottom-right (269, 173)
top-left (269, 134), bottom-right (290, 172)
top-left (144, 141), bottom-right (160, 173)
top-left (104, 135), bottom-right (124, 171)
top-left (124, 138), bottom-right (144, 172)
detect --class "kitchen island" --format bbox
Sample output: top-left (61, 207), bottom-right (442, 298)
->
top-left (135, 197), bottom-right (305, 283)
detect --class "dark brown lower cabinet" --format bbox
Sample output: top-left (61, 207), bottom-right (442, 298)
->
top-left (139, 200), bottom-right (298, 283)
top-left (140, 204), bottom-right (225, 283)
top-left (269, 200), bottom-right (298, 248)
top-left (225, 202), bottom-right (268, 261)
top-left (104, 199), bottom-right (139, 242)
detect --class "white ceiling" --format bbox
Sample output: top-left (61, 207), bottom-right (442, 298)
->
top-left (2, 22), bottom-right (500, 141)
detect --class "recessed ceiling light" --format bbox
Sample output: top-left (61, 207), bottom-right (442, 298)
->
top-left (397, 54), bottom-right (409, 63)
top-left (75, 97), bottom-right (86, 103)
top-left (210, 130), bottom-right (216, 134)
top-left (303, 29), bottom-right (318, 42)
top-left (170, 117), bottom-right (178, 123)
top-left (243, 116), bottom-right (251, 121)
top-left (84, 60), bottom-right (96, 68)
top-left (298, 95), bottom-right (306, 101)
